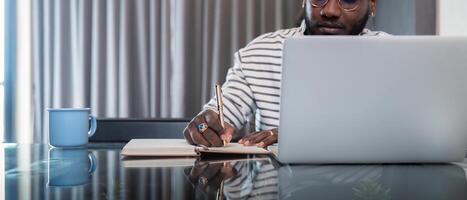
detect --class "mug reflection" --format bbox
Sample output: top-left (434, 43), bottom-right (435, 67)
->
top-left (48, 148), bottom-right (97, 188)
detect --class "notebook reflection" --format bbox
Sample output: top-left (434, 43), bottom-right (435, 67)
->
top-left (123, 156), bottom-right (278, 200)
top-left (279, 164), bottom-right (467, 200)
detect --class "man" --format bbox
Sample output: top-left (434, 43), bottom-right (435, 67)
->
top-left (184, 0), bottom-right (389, 148)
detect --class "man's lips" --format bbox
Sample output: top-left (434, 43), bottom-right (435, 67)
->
top-left (316, 22), bottom-right (345, 34)
top-left (318, 26), bottom-right (344, 34)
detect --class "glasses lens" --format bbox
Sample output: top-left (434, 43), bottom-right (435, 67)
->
top-left (340, 0), bottom-right (359, 10)
top-left (311, 0), bottom-right (328, 7)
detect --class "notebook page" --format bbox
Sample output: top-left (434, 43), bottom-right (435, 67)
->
top-left (121, 139), bottom-right (198, 157)
top-left (198, 143), bottom-right (271, 154)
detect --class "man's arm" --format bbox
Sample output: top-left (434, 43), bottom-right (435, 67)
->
top-left (204, 52), bottom-right (256, 130)
top-left (184, 52), bottom-right (257, 147)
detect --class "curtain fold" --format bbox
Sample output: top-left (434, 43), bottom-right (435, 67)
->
top-left (33, 0), bottom-right (302, 143)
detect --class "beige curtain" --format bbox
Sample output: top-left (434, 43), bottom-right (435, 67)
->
top-left (33, 0), bottom-right (302, 143)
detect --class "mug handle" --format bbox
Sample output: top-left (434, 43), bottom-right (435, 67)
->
top-left (88, 152), bottom-right (97, 173)
top-left (88, 115), bottom-right (97, 137)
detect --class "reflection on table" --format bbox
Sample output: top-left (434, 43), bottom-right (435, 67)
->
top-left (2, 144), bottom-right (467, 200)
top-left (48, 148), bottom-right (97, 188)
top-left (279, 164), bottom-right (467, 200)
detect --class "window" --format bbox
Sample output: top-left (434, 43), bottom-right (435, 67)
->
top-left (2, 0), bottom-right (34, 143)
top-left (0, 0), bottom-right (5, 141)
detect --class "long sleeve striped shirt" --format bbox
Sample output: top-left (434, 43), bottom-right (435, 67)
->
top-left (204, 23), bottom-right (389, 132)
top-left (223, 161), bottom-right (278, 200)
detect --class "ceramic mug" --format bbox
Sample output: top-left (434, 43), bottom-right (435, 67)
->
top-left (48, 108), bottom-right (97, 147)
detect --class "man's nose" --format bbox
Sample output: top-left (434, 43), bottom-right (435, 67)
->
top-left (322, 0), bottom-right (342, 18)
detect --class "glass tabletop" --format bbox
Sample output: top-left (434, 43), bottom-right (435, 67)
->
top-left (2, 143), bottom-right (467, 200)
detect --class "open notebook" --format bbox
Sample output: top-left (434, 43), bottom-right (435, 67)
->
top-left (121, 139), bottom-right (271, 157)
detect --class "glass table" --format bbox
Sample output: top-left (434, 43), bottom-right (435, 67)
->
top-left (2, 143), bottom-right (467, 200)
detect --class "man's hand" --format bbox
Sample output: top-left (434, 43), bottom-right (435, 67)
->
top-left (184, 161), bottom-right (237, 199)
top-left (185, 161), bottom-right (237, 188)
top-left (183, 110), bottom-right (236, 147)
top-left (239, 128), bottom-right (278, 148)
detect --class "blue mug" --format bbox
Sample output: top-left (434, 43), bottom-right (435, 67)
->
top-left (48, 148), bottom-right (97, 187)
top-left (48, 108), bottom-right (97, 148)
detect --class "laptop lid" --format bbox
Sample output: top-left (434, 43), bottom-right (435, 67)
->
top-left (279, 36), bottom-right (467, 163)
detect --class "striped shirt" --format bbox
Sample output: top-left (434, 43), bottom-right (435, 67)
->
top-left (223, 161), bottom-right (278, 200)
top-left (204, 23), bottom-right (389, 132)
top-left (221, 161), bottom-right (389, 200)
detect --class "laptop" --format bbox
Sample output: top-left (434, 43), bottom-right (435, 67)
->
top-left (278, 36), bottom-right (467, 164)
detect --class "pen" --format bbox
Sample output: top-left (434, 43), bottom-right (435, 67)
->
top-left (217, 162), bottom-right (227, 200)
top-left (215, 84), bottom-right (227, 146)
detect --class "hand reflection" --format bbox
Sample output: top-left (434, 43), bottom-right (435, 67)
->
top-left (185, 160), bottom-right (237, 199)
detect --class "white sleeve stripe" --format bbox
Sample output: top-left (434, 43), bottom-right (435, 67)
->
top-left (225, 91), bottom-right (255, 113)
top-left (223, 102), bottom-right (244, 127)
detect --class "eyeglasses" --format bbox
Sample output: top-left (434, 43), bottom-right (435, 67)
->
top-left (310, 0), bottom-right (361, 12)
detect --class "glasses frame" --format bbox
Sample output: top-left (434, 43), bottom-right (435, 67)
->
top-left (310, 0), bottom-right (361, 12)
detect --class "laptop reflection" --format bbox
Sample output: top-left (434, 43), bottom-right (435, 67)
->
top-left (279, 164), bottom-right (467, 200)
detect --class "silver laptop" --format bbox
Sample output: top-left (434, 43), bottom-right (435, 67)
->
top-left (279, 36), bottom-right (467, 164)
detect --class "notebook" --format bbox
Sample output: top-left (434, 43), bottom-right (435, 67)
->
top-left (120, 139), bottom-right (271, 157)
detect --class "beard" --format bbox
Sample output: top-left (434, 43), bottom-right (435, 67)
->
top-left (305, 7), bottom-right (370, 35)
